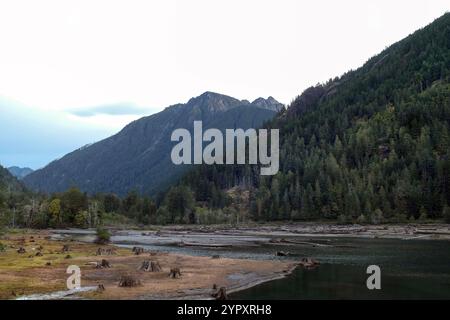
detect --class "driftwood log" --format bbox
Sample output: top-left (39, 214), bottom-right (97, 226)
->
top-left (169, 268), bottom-right (182, 279)
top-left (118, 275), bottom-right (141, 287)
top-left (139, 260), bottom-right (162, 272)
top-left (276, 251), bottom-right (289, 257)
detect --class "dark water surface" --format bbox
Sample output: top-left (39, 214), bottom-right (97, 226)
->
top-left (231, 238), bottom-right (450, 299)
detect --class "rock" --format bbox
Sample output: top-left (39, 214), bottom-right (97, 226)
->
top-left (62, 245), bottom-right (70, 253)
top-left (212, 255), bottom-right (220, 259)
top-left (35, 251), bottom-right (43, 257)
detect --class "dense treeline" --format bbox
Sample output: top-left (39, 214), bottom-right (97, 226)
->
top-left (2, 14), bottom-right (450, 228)
top-left (160, 13), bottom-right (450, 224)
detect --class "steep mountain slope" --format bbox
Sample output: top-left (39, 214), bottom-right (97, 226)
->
top-left (0, 165), bottom-right (27, 195)
top-left (24, 92), bottom-right (283, 196)
top-left (7, 166), bottom-right (34, 180)
top-left (168, 13), bottom-right (450, 222)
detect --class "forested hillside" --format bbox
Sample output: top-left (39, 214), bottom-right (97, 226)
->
top-left (160, 13), bottom-right (450, 224)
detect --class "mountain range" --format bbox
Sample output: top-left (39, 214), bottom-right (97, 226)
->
top-left (23, 92), bottom-right (283, 196)
top-left (7, 166), bottom-right (34, 180)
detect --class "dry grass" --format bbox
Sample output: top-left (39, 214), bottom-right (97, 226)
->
top-left (0, 230), bottom-right (293, 300)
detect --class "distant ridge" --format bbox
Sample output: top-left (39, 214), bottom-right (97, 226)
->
top-left (24, 92), bottom-right (283, 196)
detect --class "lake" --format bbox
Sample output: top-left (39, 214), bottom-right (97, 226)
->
top-left (54, 229), bottom-right (450, 299)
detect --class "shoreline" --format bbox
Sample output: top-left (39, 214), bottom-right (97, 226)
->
top-left (0, 230), bottom-right (296, 300)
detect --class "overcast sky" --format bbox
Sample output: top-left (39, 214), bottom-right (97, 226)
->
top-left (0, 0), bottom-right (448, 169)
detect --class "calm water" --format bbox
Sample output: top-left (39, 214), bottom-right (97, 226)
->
top-left (55, 230), bottom-right (450, 299)
top-left (231, 238), bottom-right (450, 300)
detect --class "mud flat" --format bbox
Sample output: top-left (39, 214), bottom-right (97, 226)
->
top-left (0, 230), bottom-right (294, 300)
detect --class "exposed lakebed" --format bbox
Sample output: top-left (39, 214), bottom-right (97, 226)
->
top-left (52, 225), bottom-right (450, 299)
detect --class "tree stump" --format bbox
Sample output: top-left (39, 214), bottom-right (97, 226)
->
top-left (96, 248), bottom-right (116, 256)
top-left (139, 260), bottom-right (162, 272)
top-left (298, 257), bottom-right (320, 269)
top-left (96, 259), bottom-right (111, 269)
top-left (211, 287), bottom-right (228, 300)
top-left (169, 268), bottom-right (182, 279)
top-left (97, 284), bottom-right (106, 292)
top-left (17, 247), bottom-right (26, 254)
top-left (132, 247), bottom-right (145, 255)
top-left (118, 275), bottom-right (141, 287)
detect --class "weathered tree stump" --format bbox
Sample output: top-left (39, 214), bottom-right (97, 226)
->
top-left (96, 259), bottom-right (111, 269)
top-left (211, 287), bottom-right (228, 300)
top-left (132, 247), bottom-right (145, 255)
top-left (97, 284), bottom-right (106, 292)
top-left (96, 248), bottom-right (116, 256)
top-left (139, 260), bottom-right (162, 272)
top-left (118, 275), bottom-right (141, 287)
top-left (298, 257), bottom-right (320, 269)
top-left (17, 247), bottom-right (26, 254)
top-left (169, 268), bottom-right (182, 279)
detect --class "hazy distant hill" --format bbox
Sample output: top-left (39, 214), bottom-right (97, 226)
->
top-left (24, 92), bottom-right (283, 196)
top-left (0, 165), bottom-right (27, 195)
top-left (7, 166), bottom-right (34, 180)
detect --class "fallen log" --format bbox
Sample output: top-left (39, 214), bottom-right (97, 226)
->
top-left (280, 239), bottom-right (333, 248)
top-left (276, 251), bottom-right (289, 257)
top-left (179, 242), bottom-right (232, 248)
